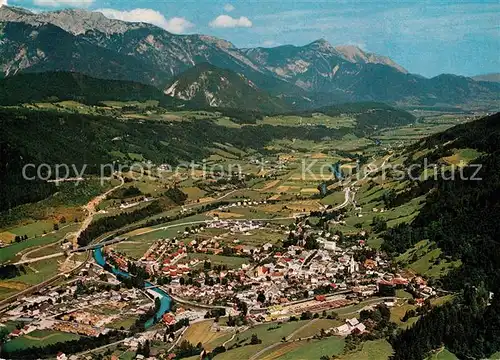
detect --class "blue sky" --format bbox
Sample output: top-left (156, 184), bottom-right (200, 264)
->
top-left (5, 0), bottom-right (500, 77)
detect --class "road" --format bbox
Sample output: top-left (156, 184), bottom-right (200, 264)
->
top-left (17, 223), bottom-right (74, 261)
top-left (183, 189), bottom-right (239, 209)
top-left (335, 297), bottom-right (396, 317)
top-left (13, 252), bottom-right (65, 265)
top-left (351, 154), bottom-right (393, 187)
top-left (326, 154), bottom-right (393, 212)
top-left (0, 176), bottom-right (126, 306)
top-left (11, 175), bottom-right (125, 266)
top-left (1, 154), bottom-right (398, 347)
top-left (167, 327), bottom-right (189, 353)
top-left (72, 174), bottom-right (125, 248)
top-left (332, 188), bottom-right (351, 210)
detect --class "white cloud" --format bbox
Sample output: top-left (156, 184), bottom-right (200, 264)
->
top-left (209, 15), bottom-right (252, 28)
top-left (0, 0), bottom-right (8, 7)
top-left (223, 4), bottom-right (235, 12)
top-left (263, 40), bottom-right (276, 47)
top-left (33, 0), bottom-right (94, 7)
top-left (96, 8), bottom-right (194, 34)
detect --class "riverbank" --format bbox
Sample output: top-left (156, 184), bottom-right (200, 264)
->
top-left (93, 248), bottom-right (172, 328)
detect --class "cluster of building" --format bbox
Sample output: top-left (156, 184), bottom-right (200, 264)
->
top-left (1, 275), bottom-right (153, 339)
top-left (138, 218), bottom-right (440, 322)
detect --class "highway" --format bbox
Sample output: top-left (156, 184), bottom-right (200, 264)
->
top-left (14, 156), bottom-right (392, 267)
top-left (8, 156), bottom-right (392, 273)
top-left (11, 212), bottom-right (298, 267)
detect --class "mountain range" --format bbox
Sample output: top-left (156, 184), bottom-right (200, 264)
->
top-left (0, 5), bottom-right (499, 111)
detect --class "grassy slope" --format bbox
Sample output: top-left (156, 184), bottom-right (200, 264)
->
top-left (2, 330), bottom-right (80, 352)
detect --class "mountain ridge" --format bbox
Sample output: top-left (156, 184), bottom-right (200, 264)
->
top-left (472, 73), bottom-right (500, 83)
top-left (334, 44), bottom-right (408, 73)
top-left (0, 5), bottom-right (145, 35)
top-left (0, 5), bottom-right (498, 109)
top-left (164, 62), bottom-right (288, 112)
top-left (0, 71), bottom-right (184, 106)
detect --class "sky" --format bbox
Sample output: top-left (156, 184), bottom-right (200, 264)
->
top-left (3, 0), bottom-right (499, 77)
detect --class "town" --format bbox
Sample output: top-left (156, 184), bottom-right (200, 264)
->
top-left (1, 205), bottom-right (442, 359)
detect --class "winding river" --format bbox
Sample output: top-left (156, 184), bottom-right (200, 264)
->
top-left (93, 248), bottom-right (172, 328)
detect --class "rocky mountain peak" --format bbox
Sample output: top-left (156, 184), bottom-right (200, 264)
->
top-left (335, 44), bottom-right (408, 73)
top-left (0, 5), bottom-right (36, 24)
top-left (335, 45), bottom-right (369, 61)
top-left (306, 38), bottom-right (337, 52)
top-left (0, 5), bottom-right (145, 35)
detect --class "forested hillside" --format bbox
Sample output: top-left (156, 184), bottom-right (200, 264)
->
top-left (299, 102), bottom-right (416, 134)
top-left (0, 107), bottom-right (352, 212)
top-left (0, 101), bottom-right (418, 213)
top-left (384, 113), bottom-right (500, 360)
top-left (164, 63), bottom-right (288, 113)
top-left (0, 72), bottom-right (184, 107)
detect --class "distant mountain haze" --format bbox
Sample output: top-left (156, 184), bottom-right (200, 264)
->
top-left (472, 73), bottom-right (500, 83)
top-left (0, 6), bottom-right (498, 110)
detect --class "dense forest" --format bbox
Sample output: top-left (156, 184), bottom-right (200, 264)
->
top-left (77, 201), bottom-right (164, 246)
top-left (384, 113), bottom-right (500, 359)
top-left (0, 72), bottom-right (184, 107)
top-left (391, 285), bottom-right (500, 360)
top-left (296, 102), bottom-right (416, 134)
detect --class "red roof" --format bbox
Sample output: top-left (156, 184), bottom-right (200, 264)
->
top-left (378, 280), bottom-right (393, 286)
top-left (392, 278), bottom-right (409, 285)
top-left (163, 313), bottom-right (176, 325)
